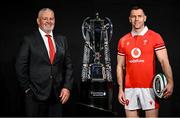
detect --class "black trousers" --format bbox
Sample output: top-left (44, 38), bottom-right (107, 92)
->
top-left (25, 88), bottom-right (62, 117)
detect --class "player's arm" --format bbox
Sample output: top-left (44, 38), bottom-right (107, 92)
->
top-left (117, 55), bottom-right (126, 105)
top-left (156, 48), bottom-right (174, 98)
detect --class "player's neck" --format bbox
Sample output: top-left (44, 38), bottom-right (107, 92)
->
top-left (133, 26), bottom-right (145, 35)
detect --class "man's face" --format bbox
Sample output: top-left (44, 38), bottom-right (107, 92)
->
top-left (37, 10), bottom-right (55, 33)
top-left (129, 9), bottom-right (146, 30)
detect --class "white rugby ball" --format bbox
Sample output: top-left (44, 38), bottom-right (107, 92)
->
top-left (153, 73), bottom-right (167, 98)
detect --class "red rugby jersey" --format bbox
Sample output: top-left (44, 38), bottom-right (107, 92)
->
top-left (118, 27), bottom-right (165, 88)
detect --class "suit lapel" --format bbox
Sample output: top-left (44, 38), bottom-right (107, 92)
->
top-left (53, 35), bottom-right (64, 64)
top-left (35, 31), bottom-right (50, 63)
top-left (53, 35), bottom-right (60, 64)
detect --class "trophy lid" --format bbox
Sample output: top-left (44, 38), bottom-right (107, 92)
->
top-left (96, 13), bottom-right (100, 21)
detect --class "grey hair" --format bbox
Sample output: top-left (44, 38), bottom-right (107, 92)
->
top-left (38, 8), bottom-right (54, 18)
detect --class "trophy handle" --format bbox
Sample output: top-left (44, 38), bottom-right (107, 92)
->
top-left (82, 17), bottom-right (94, 51)
top-left (82, 17), bottom-right (90, 41)
top-left (105, 17), bottom-right (113, 42)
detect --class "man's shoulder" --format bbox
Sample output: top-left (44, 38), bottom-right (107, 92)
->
top-left (119, 32), bottom-right (131, 42)
top-left (56, 35), bottom-right (66, 39)
top-left (147, 29), bottom-right (161, 37)
top-left (54, 34), bottom-right (69, 46)
top-left (24, 30), bottom-right (39, 39)
top-left (55, 34), bottom-right (67, 42)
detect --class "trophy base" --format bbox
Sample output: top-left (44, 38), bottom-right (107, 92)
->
top-left (80, 79), bottom-right (113, 110)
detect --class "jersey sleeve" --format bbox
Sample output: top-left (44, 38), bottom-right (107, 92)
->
top-left (154, 33), bottom-right (166, 51)
top-left (118, 38), bottom-right (125, 56)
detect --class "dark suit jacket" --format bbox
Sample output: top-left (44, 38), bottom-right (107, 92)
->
top-left (15, 30), bottom-right (73, 101)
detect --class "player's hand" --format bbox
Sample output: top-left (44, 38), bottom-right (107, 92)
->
top-left (118, 89), bottom-right (126, 105)
top-left (163, 82), bottom-right (174, 99)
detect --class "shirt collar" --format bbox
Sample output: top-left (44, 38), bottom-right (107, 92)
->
top-left (38, 27), bottom-right (53, 37)
top-left (131, 26), bottom-right (148, 37)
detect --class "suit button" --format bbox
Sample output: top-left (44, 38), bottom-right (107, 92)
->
top-left (50, 75), bottom-right (53, 79)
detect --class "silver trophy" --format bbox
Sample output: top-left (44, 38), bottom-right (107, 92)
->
top-left (80, 13), bottom-right (113, 110)
top-left (81, 13), bottom-right (113, 82)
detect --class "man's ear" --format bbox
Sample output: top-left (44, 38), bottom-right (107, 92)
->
top-left (129, 17), bottom-right (131, 23)
top-left (37, 18), bottom-right (40, 25)
top-left (144, 16), bottom-right (147, 22)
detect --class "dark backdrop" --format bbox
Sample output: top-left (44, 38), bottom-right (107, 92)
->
top-left (1, 0), bottom-right (180, 117)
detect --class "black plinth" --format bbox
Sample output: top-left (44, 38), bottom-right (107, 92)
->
top-left (74, 102), bottom-right (117, 117)
top-left (80, 79), bottom-right (113, 110)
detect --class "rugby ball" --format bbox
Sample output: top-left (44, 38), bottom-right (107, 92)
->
top-left (153, 73), bottom-right (167, 98)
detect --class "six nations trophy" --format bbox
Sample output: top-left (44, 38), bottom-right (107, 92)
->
top-left (80, 13), bottom-right (114, 111)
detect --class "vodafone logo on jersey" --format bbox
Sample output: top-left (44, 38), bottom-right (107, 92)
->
top-left (129, 48), bottom-right (144, 63)
top-left (131, 48), bottom-right (141, 58)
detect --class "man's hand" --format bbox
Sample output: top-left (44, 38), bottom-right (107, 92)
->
top-left (118, 88), bottom-right (126, 105)
top-left (163, 82), bottom-right (174, 99)
top-left (59, 88), bottom-right (70, 104)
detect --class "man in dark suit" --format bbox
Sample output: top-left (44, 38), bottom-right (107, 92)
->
top-left (15, 8), bottom-right (74, 117)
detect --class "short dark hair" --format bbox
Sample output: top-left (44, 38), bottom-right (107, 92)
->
top-left (130, 6), bottom-right (146, 16)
